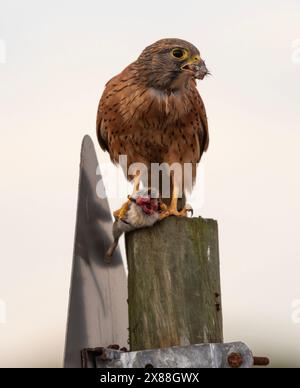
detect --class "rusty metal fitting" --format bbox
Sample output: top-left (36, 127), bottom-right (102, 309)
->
top-left (253, 357), bottom-right (270, 366)
top-left (228, 352), bottom-right (270, 368)
top-left (228, 352), bottom-right (244, 368)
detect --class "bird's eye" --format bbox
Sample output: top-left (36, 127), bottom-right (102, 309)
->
top-left (171, 48), bottom-right (188, 60)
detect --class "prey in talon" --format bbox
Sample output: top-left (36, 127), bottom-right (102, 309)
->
top-left (105, 189), bottom-right (162, 261)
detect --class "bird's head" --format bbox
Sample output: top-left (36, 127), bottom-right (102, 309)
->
top-left (135, 38), bottom-right (209, 90)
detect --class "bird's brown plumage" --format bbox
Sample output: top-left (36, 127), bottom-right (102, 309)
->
top-left (97, 38), bottom-right (209, 188)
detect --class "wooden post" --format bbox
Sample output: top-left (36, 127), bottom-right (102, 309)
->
top-left (126, 217), bottom-right (223, 352)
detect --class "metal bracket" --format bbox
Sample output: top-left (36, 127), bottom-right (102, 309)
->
top-left (82, 342), bottom-right (259, 369)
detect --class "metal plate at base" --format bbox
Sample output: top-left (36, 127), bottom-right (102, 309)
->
top-left (82, 342), bottom-right (254, 369)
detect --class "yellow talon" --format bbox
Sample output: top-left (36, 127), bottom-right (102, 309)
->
top-left (114, 200), bottom-right (131, 220)
top-left (159, 205), bottom-right (193, 220)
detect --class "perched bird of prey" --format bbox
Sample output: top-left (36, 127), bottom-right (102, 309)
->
top-left (106, 188), bottom-right (162, 260)
top-left (97, 38), bottom-right (209, 217)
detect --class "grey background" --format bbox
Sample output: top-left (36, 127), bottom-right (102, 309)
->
top-left (0, 0), bottom-right (299, 367)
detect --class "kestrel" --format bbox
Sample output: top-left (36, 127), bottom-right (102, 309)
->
top-left (97, 38), bottom-right (209, 218)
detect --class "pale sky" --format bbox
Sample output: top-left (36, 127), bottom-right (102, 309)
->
top-left (0, 0), bottom-right (300, 367)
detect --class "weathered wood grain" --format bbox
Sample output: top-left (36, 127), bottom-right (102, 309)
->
top-left (126, 216), bottom-right (223, 351)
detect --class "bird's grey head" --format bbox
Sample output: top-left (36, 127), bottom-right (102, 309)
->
top-left (135, 38), bottom-right (209, 90)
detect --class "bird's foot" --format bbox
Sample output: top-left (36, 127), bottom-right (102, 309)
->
top-left (159, 204), bottom-right (193, 219)
top-left (113, 199), bottom-right (131, 220)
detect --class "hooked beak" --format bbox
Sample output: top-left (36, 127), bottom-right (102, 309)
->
top-left (181, 58), bottom-right (209, 80)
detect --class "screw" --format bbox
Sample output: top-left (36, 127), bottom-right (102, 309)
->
top-left (145, 364), bottom-right (154, 368)
top-left (100, 349), bottom-right (109, 361)
top-left (228, 352), bottom-right (244, 368)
